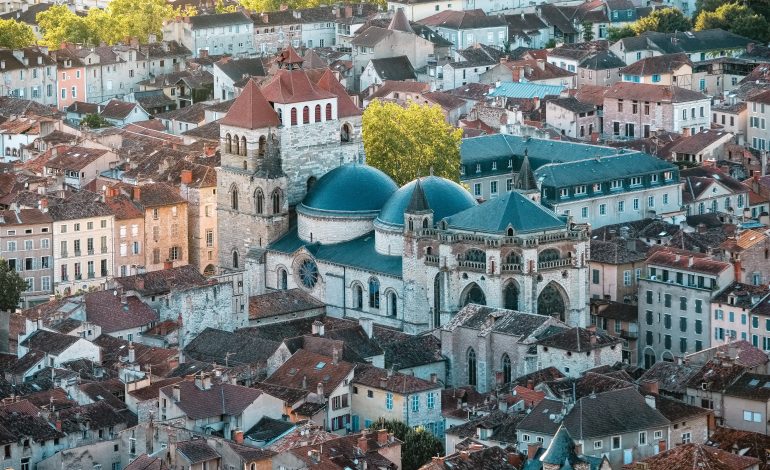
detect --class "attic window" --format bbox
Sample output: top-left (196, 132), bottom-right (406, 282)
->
top-left (315, 361), bottom-right (326, 369)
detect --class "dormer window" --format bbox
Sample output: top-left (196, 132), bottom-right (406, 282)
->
top-left (475, 163), bottom-right (481, 173)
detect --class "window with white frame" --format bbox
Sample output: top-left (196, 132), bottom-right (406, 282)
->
top-left (593, 440), bottom-right (602, 449)
top-left (522, 434), bottom-right (530, 442)
top-left (682, 432), bottom-right (691, 444)
top-left (611, 436), bottom-right (621, 450)
top-left (639, 431), bottom-right (646, 445)
top-left (744, 410), bottom-right (762, 422)
top-left (574, 185), bottom-right (587, 195)
top-left (560, 188), bottom-right (569, 198)
top-left (653, 430), bottom-right (663, 439)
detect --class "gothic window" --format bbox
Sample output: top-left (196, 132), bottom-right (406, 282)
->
top-left (388, 291), bottom-right (397, 317)
top-left (326, 103), bottom-right (332, 120)
top-left (272, 189), bottom-right (281, 214)
top-left (298, 259), bottom-right (318, 289)
top-left (505, 251), bottom-right (521, 265)
top-left (277, 268), bottom-right (287, 289)
top-left (354, 284), bottom-right (363, 309)
top-left (502, 353), bottom-right (511, 384)
top-left (307, 176), bottom-right (317, 193)
top-left (255, 189), bottom-right (264, 214)
top-left (230, 186), bottom-right (239, 210)
top-left (538, 249), bottom-right (560, 262)
top-left (258, 135), bottom-right (266, 156)
top-left (240, 136), bottom-right (247, 156)
top-left (423, 218), bottom-right (429, 228)
top-left (341, 123), bottom-right (351, 142)
top-left (468, 348), bottom-right (477, 387)
top-left (433, 273), bottom-right (442, 327)
top-left (315, 104), bottom-right (321, 122)
top-left (538, 282), bottom-right (566, 321)
top-left (225, 133), bottom-right (232, 153)
top-left (462, 283), bottom-right (486, 306)
top-left (291, 107), bottom-right (297, 125)
top-left (303, 106), bottom-right (309, 124)
top-left (368, 278), bottom-right (380, 309)
top-left (504, 281), bottom-right (519, 310)
top-left (464, 249), bottom-right (486, 263)
top-left (408, 218), bottom-right (413, 231)
top-left (507, 227), bottom-right (514, 236)
top-left (233, 134), bottom-right (240, 155)
top-left (232, 250), bottom-right (239, 268)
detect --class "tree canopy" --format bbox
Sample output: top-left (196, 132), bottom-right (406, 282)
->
top-left (607, 25), bottom-right (636, 42)
top-left (238, 0), bottom-right (383, 10)
top-left (632, 8), bottom-right (691, 34)
top-left (694, 2), bottom-right (770, 42)
top-left (0, 259), bottom-right (27, 312)
top-left (0, 18), bottom-right (36, 49)
top-left (81, 113), bottom-right (112, 129)
top-left (369, 419), bottom-right (444, 470)
top-left (581, 21), bottom-right (594, 41)
top-left (362, 100), bottom-right (462, 186)
top-left (37, 0), bottom-right (178, 48)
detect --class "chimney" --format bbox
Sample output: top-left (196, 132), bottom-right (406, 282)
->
top-left (180, 169), bottom-right (193, 185)
top-left (430, 373), bottom-right (437, 383)
top-left (172, 384), bottom-right (181, 401)
top-left (688, 256), bottom-right (694, 267)
top-left (459, 451), bottom-right (470, 461)
top-left (527, 442), bottom-right (541, 460)
top-left (644, 395), bottom-right (656, 409)
top-left (309, 449), bottom-right (320, 464)
top-left (312, 320), bottom-right (324, 336)
top-left (55, 419), bottom-right (62, 431)
top-left (317, 382), bottom-right (324, 397)
top-left (357, 435), bottom-right (368, 453)
top-left (495, 370), bottom-right (504, 385)
top-left (697, 223), bottom-right (706, 234)
top-left (132, 186), bottom-right (141, 201)
top-left (332, 348), bottom-right (339, 365)
top-left (199, 49), bottom-right (208, 58)
top-left (574, 442), bottom-right (583, 455)
top-left (164, 260), bottom-right (173, 270)
top-left (359, 317), bottom-right (372, 338)
top-left (232, 429), bottom-right (244, 444)
top-left (128, 343), bottom-right (135, 363)
top-left (120, 293), bottom-right (128, 305)
top-left (377, 429), bottom-right (388, 445)
top-left (640, 379), bottom-right (659, 395)
top-left (527, 379), bottom-right (534, 390)
top-left (536, 58), bottom-right (545, 70)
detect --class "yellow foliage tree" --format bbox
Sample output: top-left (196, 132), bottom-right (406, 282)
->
top-left (362, 100), bottom-right (462, 186)
top-left (0, 18), bottom-right (35, 49)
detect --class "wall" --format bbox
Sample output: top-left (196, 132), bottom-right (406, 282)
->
top-left (538, 343), bottom-right (623, 378)
top-left (143, 200), bottom-right (189, 272)
top-left (722, 395), bottom-right (770, 434)
top-left (53, 214), bottom-right (115, 295)
top-left (113, 215), bottom-right (144, 277)
top-left (350, 383), bottom-right (443, 434)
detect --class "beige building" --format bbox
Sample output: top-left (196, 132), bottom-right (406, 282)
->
top-left (747, 90), bottom-right (770, 152)
top-left (0, 208), bottom-right (53, 307)
top-left (105, 193), bottom-right (145, 278)
top-left (620, 53), bottom-right (693, 88)
top-left (49, 194), bottom-right (115, 295)
top-left (723, 372), bottom-right (770, 434)
top-left (589, 238), bottom-right (648, 303)
top-left (44, 146), bottom-right (119, 190)
top-left (712, 102), bottom-right (747, 144)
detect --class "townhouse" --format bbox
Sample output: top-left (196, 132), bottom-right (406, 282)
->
top-left (51, 48), bottom-right (87, 112)
top-left (589, 233), bottom-right (649, 303)
top-left (619, 53), bottom-right (693, 88)
top-left (104, 194), bottom-right (145, 278)
top-left (680, 166), bottom-right (749, 218)
top-left (163, 12), bottom-right (254, 58)
top-left (638, 248), bottom-right (733, 368)
top-left (418, 9), bottom-right (508, 50)
top-left (0, 208), bottom-right (53, 307)
top-left (545, 97), bottom-right (598, 139)
top-left (746, 89), bottom-right (770, 152)
top-left (669, 130), bottom-right (735, 164)
top-left (44, 146), bottom-right (119, 190)
top-left (535, 327), bottom-right (622, 378)
top-left (0, 48), bottom-right (57, 106)
top-left (576, 51), bottom-right (625, 87)
top-left (610, 29), bottom-right (753, 65)
top-left (710, 282), bottom-right (769, 347)
top-left (212, 57), bottom-right (266, 101)
top-left (591, 300), bottom-right (640, 364)
top-left (48, 193), bottom-right (115, 295)
top-left (602, 82), bottom-right (711, 138)
top-left (717, 230), bottom-right (770, 286)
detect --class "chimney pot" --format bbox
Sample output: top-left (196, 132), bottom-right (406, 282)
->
top-left (357, 435), bottom-right (368, 453)
top-left (377, 429), bottom-right (388, 445)
top-left (180, 169), bottom-right (193, 184)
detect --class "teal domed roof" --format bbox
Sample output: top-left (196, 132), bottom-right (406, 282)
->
top-left (299, 163), bottom-right (398, 215)
top-left (376, 176), bottom-right (477, 228)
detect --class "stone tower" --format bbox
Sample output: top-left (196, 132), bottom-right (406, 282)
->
top-left (402, 179), bottom-right (435, 333)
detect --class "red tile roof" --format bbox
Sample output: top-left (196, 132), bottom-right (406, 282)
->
top-left (261, 68), bottom-right (336, 104)
top-left (83, 290), bottom-right (158, 334)
top-left (310, 69), bottom-right (362, 117)
top-left (220, 79), bottom-right (280, 129)
top-left (646, 249), bottom-right (731, 276)
top-left (265, 349), bottom-right (354, 397)
top-left (629, 443), bottom-right (759, 470)
top-left (160, 379), bottom-right (264, 420)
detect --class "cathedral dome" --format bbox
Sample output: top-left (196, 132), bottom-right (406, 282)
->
top-left (375, 176), bottom-right (477, 229)
top-left (299, 163), bottom-right (398, 216)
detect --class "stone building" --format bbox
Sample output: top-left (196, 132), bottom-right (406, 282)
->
top-left (0, 208), bottom-right (53, 307)
top-left (104, 194), bottom-right (145, 278)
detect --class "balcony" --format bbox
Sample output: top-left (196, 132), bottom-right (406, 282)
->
top-left (75, 274), bottom-right (82, 280)
top-left (87, 249), bottom-right (94, 255)
top-left (501, 263), bottom-right (522, 273)
top-left (537, 257), bottom-right (573, 270)
top-left (61, 275), bottom-right (69, 281)
top-left (425, 254), bottom-right (439, 266)
top-left (458, 260), bottom-right (486, 271)
top-left (74, 250), bottom-right (81, 257)
top-left (101, 247), bottom-right (108, 254)
top-left (87, 272), bottom-right (95, 279)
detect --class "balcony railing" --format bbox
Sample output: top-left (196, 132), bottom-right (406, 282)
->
top-left (620, 329), bottom-right (638, 339)
top-left (458, 260), bottom-right (486, 271)
top-left (538, 258), bottom-right (574, 270)
top-left (87, 272), bottom-right (95, 279)
top-left (425, 254), bottom-right (439, 265)
top-left (87, 249), bottom-right (94, 255)
top-left (501, 263), bottom-right (522, 273)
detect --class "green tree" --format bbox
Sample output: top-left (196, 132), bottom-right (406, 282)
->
top-left (37, 5), bottom-right (89, 48)
top-left (607, 25), bottom-right (636, 42)
top-left (216, 0), bottom-right (239, 12)
top-left (106, 0), bottom-right (175, 43)
top-left (0, 19), bottom-right (35, 49)
top-left (582, 21), bottom-right (595, 41)
top-left (370, 420), bottom-right (444, 470)
top-left (695, 2), bottom-right (769, 41)
top-left (0, 259), bottom-right (27, 312)
top-left (544, 38), bottom-right (557, 48)
top-left (81, 113), bottom-right (112, 128)
top-left (362, 100), bottom-right (462, 186)
top-left (632, 7), bottom-right (691, 34)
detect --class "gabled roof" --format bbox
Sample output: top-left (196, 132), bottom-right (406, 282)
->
top-left (418, 9), bottom-right (507, 30)
top-left (368, 56), bottom-right (416, 81)
top-left (604, 82), bottom-right (707, 103)
top-left (220, 79), bottom-right (280, 129)
top-left (83, 290), bottom-right (158, 334)
top-left (176, 439), bottom-right (221, 464)
top-left (260, 68), bottom-right (336, 104)
top-left (353, 363), bottom-right (439, 394)
top-left (265, 349), bottom-right (354, 397)
top-left (537, 327), bottom-right (621, 352)
top-left (445, 191), bottom-right (565, 234)
top-left (114, 264), bottom-right (209, 296)
top-left (620, 52), bottom-right (691, 76)
top-left (160, 379), bottom-right (264, 419)
top-left (443, 304), bottom-right (560, 339)
top-left (188, 11), bottom-right (252, 29)
top-left (634, 443), bottom-right (759, 470)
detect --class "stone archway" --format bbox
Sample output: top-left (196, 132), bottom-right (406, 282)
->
top-left (461, 282), bottom-right (486, 306)
top-left (643, 347), bottom-right (656, 369)
top-left (537, 281), bottom-right (567, 321)
top-left (503, 280), bottom-right (519, 310)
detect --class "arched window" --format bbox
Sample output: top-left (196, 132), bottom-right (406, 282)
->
top-left (278, 268), bottom-right (288, 290)
top-left (505, 251), bottom-right (521, 265)
top-left (388, 291), bottom-right (397, 317)
top-left (232, 250), bottom-right (239, 268)
top-left (230, 186), bottom-right (239, 210)
top-left (307, 176), bottom-right (317, 193)
top-left (11, 149), bottom-right (16, 157)
top-left (326, 103), bottom-right (332, 120)
top-left (422, 218), bottom-right (429, 228)
top-left (462, 282), bottom-right (486, 306)
top-left (225, 133), bottom-right (232, 153)
top-left (699, 202), bottom-right (705, 214)
top-left (241, 136), bottom-right (247, 156)
top-left (433, 273), bottom-right (442, 327)
top-left (258, 135), bottom-right (266, 156)
top-left (468, 348), bottom-right (477, 387)
top-left (538, 249), bottom-right (559, 262)
top-left (233, 134), bottom-right (240, 156)
top-left (315, 104), bottom-right (321, 122)
top-left (354, 284), bottom-right (363, 309)
top-left (368, 278), bottom-right (380, 309)
top-left (255, 189), bottom-right (264, 214)
top-left (303, 106), bottom-right (310, 124)
top-left (341, 123), bottom-right (351, 142)
top-left (507, 227), bottom-right (514, 236)
top-left (502, 353), bottom-right (511, 384)
top-left (408, 218), bottom-right (413, 231)
top-left (464, 249), bottom-right (486, 263)
top-left (272, 189), bottom-right (281, 214)
top-left (711, 200), bottom-right (718, 213)
top-left (291, 107), bottom-right (297, 126)
top-left (504, 281), bottom-right (519, 310)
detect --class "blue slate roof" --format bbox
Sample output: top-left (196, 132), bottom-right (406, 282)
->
top-left (268, 229), bottom-right (403, 278)
top-left (487, 82), bottom-right (566, 99)
top-left (376, 176), bottom-right (476, 228)
top-left (535, 152), bottom-right (676, 188)
top-left (299, 163), bottom-right (398, 216)
top-left (444, 192), bottom-right (566, 234)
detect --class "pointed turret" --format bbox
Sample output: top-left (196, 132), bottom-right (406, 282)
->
top-left (406, 178), bottom-right (431, 214)
top-left (276, 46), bottom-right (304, 70)
top-left (220, 79), bottom-right (280, 130)
top-left (514, 150), bottom-right (537, 191)
top-left (540, 425), bottom-right (582, 467)
top-left (388, 8), bottom-right (414, 34)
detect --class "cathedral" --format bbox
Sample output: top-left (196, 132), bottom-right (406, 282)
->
top-left (217, 48), bottom-right (591, 334)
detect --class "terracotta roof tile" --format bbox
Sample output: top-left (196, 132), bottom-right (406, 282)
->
top-left (160, 379), bottom-right (263, 420)
top-left (220, 79), bottom-right (280, 129)
top-left (265, 349), bottom-right (354, 397)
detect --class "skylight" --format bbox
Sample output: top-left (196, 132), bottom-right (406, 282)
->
top-left (315, 361), bottom-right (326, 369)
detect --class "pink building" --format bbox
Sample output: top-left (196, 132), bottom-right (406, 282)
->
top-left (52, 49), bottom-right (86, 111)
